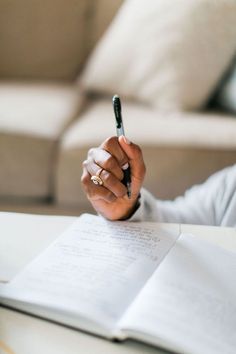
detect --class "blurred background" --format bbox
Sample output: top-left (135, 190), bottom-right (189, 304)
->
top-left (0, 0), bottom-right (236, 216)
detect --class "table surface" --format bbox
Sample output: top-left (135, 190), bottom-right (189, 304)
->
top-left (0, 212), bottom-right (236, 354)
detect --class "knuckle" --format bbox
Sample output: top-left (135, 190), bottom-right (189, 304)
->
top-left (105, 191), bottom-right (116, 202)
top-left (82, 159), bottom-right (88, 168)
top-left (87, 185), bottom-right (102, 200)
top-left (103, 156), bottom-right (117, 171)
top-left (88, 147), bottom-right (96, 157)
top-left (134, 144), bottom-right (142, 155)
top-left (102, 171), bottom-right (118, 189)
top-left (101, 170), bottom-right (112, 183)
top-left (103, 136), bottom-right (118, 149)
top-left (117, 169), bottom-right (124, 181)
top-left (117, 186), bottom-right (127, 198)
top-left (88, 189), bottom-right (98, 199)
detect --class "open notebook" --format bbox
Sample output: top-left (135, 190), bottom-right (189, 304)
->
top-left (0, 214), bottom-right (236, 354)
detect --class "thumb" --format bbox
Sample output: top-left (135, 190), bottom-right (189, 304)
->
top-left (118, 135), bottom-right (145, 180)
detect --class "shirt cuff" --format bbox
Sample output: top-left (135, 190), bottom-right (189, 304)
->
top-left (129, 188), bottom-right (159, 221)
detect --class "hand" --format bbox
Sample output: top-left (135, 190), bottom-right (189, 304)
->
top-left (81, 136), bottom-right (146, 220)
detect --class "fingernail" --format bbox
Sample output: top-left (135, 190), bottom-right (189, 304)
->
top-left (122, 162), bottom-right (129, 170)
top-left (123, 136), bottom-right (131, 144)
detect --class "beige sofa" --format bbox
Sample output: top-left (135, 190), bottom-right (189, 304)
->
top-left (1, 0), bottom-right (236, 215)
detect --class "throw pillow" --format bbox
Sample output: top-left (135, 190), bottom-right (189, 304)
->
top-left (214, 58), bottom-right (236, 113)
top-left (81, 0), bottom-right (236, 111)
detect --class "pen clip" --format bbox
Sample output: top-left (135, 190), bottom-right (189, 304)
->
top-left (113, 95), bottom-right (122, 129)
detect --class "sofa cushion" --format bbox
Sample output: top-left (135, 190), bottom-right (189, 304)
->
top-left (56, 98), bottom-right (236, 207)
top-left (0, 0), bottom-right (123, 80)
top-left (214, 59), bottom-right (236, 114)
top-left (0, 82), bottom-right (81, 198)
top-left (81, 0), bottom-right (236, 111)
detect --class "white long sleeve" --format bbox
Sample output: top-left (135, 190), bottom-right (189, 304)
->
top-left (132, 165), bottom-right (236, 227)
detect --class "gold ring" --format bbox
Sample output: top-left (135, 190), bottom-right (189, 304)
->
top-left (91, 168), bottom-right (104, 186)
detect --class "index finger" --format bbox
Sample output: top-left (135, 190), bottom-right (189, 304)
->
top-left (101, 136), bottom-right (129, 168)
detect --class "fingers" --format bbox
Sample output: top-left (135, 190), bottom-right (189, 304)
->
top-left (118, 135), bottom-right (146, 182)
top-left (88, 146), bottom-right (123, 180)
top-left (82, 136), bottom-right (129, 202)
top-left (82, 135), bottom-right (145, 207)
top-left (81, 167), bottom-right (117, 203)
top-left (82, 159), bottom-right (127, 199)
top-left (100, 136), bottom-right (129, 168)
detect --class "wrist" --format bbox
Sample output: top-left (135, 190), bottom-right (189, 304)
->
top-left (119, 193), bottom-right (141, 220)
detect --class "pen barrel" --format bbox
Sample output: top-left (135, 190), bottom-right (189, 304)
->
top-left (116, 126), bottom-right (125, 137)
top-left (122, 165), bottom-right (131, 185)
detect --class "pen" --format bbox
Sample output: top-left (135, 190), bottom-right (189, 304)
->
top-left (112, 94), bottom-right (132, 198)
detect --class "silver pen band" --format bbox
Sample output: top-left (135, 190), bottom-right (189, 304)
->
top-left (116, 126), bottom-right (125, 137)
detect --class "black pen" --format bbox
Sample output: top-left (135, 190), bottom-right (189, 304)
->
top-left (112, 94), bottom-right (132, 198)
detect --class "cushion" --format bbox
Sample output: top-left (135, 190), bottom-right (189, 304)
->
top-left (56, 98), bottom-right (236, 207)
top-left (0, 82), bottom-right (81, 198)
top-left (0, 0), bottom-right (123, 80)
top-left (214, 59), bottom-right (236, 113)
top-left (0, 0), bottom-right (88, 80)
top-left (81, 0), bottom-right (236, 111)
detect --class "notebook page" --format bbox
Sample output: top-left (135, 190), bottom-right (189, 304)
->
top-left (119, 234), bottom-right (236, 354)
top-left (0, 214), bottom-right (179, 332)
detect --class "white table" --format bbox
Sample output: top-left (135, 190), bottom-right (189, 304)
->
top-left (0, 212), bottom-right (236, 354)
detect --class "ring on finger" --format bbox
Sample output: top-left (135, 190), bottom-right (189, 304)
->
top-left (91, 168), bottom-right (104, 186)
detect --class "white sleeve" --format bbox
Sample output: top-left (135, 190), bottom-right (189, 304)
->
top-left (131, 165), bottom-right (236, 227)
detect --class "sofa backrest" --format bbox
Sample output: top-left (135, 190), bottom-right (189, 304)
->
top-left (0, 0), bottom-right (123, 80)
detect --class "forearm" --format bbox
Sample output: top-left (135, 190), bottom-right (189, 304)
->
top-left (131, 188), bottom-right (215, 224)
top-left (131, 165), bottom-right (236, 227)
